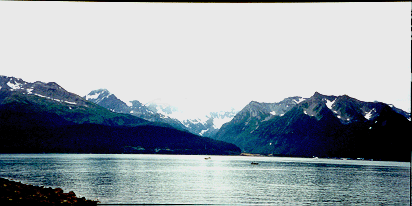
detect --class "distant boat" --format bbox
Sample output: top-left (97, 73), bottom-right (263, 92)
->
top-left (251, 162), bottom-right (259, 165)
top-left (205, 157), bottom-right (211, 160)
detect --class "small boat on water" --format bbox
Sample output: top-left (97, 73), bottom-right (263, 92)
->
top-left (251, 162), bottom-right (259, 165)
top-left (205, 157), bottom-right (211, 160)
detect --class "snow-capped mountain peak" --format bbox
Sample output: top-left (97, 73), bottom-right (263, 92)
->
top-left (297, 92), bottom-right (411, 124)
top-left (85, 89), bottom-right (112, 103)
top-left (84, 89), bottom-right (188, 131)
top-left (144, 101), bottom-right (239, 137)
top-left (214, 92), bottom-right (411, 160)
top-left (0, 75), bottom-right (86, 107)
top-left (6, 77), bottom-right (25, 90)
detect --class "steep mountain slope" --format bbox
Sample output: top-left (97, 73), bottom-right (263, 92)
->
top-left (0, 75), bottom-right (241, 155)
top-left (214, 92), bottom-right (411, 161)
top-left (85, 89), bottom-right (130, 113)
top-left (85, 89), bottom-right (187, 131)
top-left (0, 76), bottom-right (149, 127)
top-left (214, 96), bottom-right (305, 152)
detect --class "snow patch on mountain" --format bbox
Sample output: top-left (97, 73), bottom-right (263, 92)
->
top-left (26, 88), bottom-right (33, 94)
top-left (64, 100), bottom-right (77, 105)
top-left (85, 89), bottom-right (111, 103)
top-left (294, 97), bottom-right (305, 104)
top-left (85, 92), bottom-right (100, 100)
top-left (34, 93), bottom-right (77, 105)
top-left (7, 80), bottom-right (23, 90)
top-left (364, 108), bottom-right (376, 120)
top-left (199, 129), bottom-right (209, 136)
top-left (34, 93), bottom-right (47, 98)
top-left (325, 99), bottom-right (335, 110)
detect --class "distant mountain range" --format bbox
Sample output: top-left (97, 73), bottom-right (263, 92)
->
top-left (84, 89), bottom-right (188, 131)
top-left (0, 75), bottom-right (241, 155)
top-left (180, 110), bottom-right (238, 137)
top-left (214, 92), bottom-right (411, 161)
top-left (145, 101), bottom-right (238, 137)
top-left (85, 89), bottom-right (238, 137)
top-left (1, 75), bottom-right (410, 161)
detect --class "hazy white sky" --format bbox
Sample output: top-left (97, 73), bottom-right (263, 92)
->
top-left (0, 2), bottom-right (410, 116)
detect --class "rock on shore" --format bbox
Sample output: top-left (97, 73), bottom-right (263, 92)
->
top-left (0, 177), bottom-right (98, 205)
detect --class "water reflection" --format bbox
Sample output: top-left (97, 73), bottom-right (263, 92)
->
top-left (0, 154), bottom-right (409, 204)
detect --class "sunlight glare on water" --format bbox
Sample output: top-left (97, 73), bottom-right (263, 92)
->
top-left (0, 154), bottom-right (410, 204)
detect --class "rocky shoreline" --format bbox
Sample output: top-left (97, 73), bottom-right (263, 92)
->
top-left (0, 177), bottom-right (98, 205)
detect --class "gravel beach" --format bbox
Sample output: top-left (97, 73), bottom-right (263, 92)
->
top-left (0, 177), bottom-right (98, 205)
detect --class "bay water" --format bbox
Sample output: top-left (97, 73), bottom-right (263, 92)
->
top-left (0, 154), bottom-right (410, 204)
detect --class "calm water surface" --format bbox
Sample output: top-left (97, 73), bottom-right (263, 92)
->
top-left (0, 154), bottom-right (410, 204)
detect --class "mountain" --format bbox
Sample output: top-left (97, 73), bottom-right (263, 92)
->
top-left (214, 92), bottom-right (411, 161)
top-left (84, 89), bottom-right (188, 131)
top-left (182, 109), bottom-right (239, 137)
top-left (0, 76), bottom-right (150, 127)
top-left (146, 101), bottom-right (238, 137)
top-left (0, 75), bottom-right (241, 155)
top-left (213, 96), bottom-right (305, 152)
top-left (85, 90), bottom-right (239, 137)
top-left (84, 89), bottom-right (130, 113)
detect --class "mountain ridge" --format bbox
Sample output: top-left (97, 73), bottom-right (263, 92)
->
top-left (85, 89), bottom-right (239, 137)
top-left (2, 75), bottom-right (409, 160)
top-left (0, 75), bottom-right (241, 155)
top-left (214, 92), bottom-right (410, 161)
top-left (84, 89), bottom-right (188, 131)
